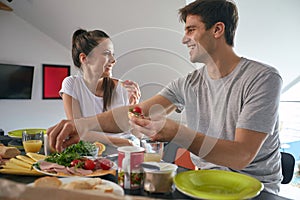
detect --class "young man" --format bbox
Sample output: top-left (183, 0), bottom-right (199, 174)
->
top-left (48, 0), bottom-right (282, 194)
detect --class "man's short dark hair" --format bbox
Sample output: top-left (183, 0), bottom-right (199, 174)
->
top-left (179, 0), bottom-right (239, 46)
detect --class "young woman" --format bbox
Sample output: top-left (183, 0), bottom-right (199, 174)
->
top-left (59, 28), bottom-right (141, 149)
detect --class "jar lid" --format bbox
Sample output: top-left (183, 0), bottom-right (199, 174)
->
top-left (117, 146), bottom-right (145, 153)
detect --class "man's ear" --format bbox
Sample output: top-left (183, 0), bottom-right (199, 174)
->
top-left (213, 22), bottom-right (225, 39)
top-left (79, 52), bottom-right (87, 64)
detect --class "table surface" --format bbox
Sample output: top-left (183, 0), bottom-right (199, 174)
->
top-left (0, 168), bottom-right (292, 200)
top-left (0, 138), bottom-right (292, 200)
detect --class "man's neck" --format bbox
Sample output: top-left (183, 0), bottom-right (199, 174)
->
top-left (205, 47), bottom-right (241, 80)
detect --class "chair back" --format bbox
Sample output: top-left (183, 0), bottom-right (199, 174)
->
top-left (281, 152), bottom-right (295, 184)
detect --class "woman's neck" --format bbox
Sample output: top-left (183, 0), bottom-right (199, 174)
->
top-left (83, 75), bottom-right (103, 97)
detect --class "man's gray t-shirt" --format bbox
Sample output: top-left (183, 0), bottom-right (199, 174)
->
top-left (159, 57), bottom-right (282, 194)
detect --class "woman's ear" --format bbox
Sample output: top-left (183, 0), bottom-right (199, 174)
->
top-left (213, 22), bottom-right (225, 39)
top-left (79, 52), bottom-right (87, 65)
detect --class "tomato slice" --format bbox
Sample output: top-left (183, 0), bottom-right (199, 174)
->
top-left (70, 159), bottom-right (81, 167)
top-left (95, 158), bottom-right (113, 170)
top-left (132, 106), bottom-right (142, 114)
top-left (84, 159), bottom-right (95, 170)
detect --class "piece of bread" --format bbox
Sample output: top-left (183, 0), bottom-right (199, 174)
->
top-left (93, 184), bottom-right (114, 193)
top-left (61, 178), bottom-right (102, 190)
top-left (61, 181), bottom-right (94, 190)
top-left (0, 145), bottom-right (21, 159)
top-left (33, 176), bottom-right (62, 188)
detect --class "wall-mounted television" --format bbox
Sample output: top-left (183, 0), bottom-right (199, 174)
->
top-left (0, 63), bottom-right (34, 99)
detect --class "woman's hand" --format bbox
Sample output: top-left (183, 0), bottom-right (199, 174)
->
top-left (122, 80), bottom-right (141, 105)
top-left (47, 119), bottom-right (80, 152)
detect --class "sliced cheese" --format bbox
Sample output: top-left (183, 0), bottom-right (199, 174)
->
top-left (9, 158), bottom-right (32, 169)
top-left (3, 161), bottom-right (29, 170)
top-left (26, 152), bottom-right (46, 162)
top-left (0, 168), bottom-right (43, 176)
top-left (16, 155), bottom-right (35, 165)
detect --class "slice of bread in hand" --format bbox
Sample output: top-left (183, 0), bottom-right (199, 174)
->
top-left (34, 176), bottom-right (62, 188)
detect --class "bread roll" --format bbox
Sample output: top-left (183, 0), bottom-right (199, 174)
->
top-left (0, 145), bottom-right (21, 158)
top-left (34, 176), bottom-right (62, 188)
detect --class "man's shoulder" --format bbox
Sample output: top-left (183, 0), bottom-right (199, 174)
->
top-left (241, 57), bottom-right (280, 75)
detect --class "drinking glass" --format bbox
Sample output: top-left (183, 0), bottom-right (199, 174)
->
top-left (140, 138), bottom-right (164, 162)
top-left (22, 130), bottom-right (43, 153)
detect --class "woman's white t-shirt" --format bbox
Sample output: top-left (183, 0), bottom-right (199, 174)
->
top-left (59, 75), bottom-right (133, 139)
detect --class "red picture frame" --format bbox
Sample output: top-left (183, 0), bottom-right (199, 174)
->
top-left (42, 64), bottom-right (70, 99)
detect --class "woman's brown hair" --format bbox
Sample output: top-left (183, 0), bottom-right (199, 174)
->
top-left (72, 28), bottom-right (115, 112)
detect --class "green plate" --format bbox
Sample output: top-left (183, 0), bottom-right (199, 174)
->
top-left (174, 170), bottom-right (263, 200)
top-left (8, 128), bottom-right (46, 138)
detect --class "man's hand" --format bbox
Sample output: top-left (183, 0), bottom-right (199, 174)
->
top-left (129, 114), bottom-right (178, 142)
top-left (47, 119), bottom-right (80, 152)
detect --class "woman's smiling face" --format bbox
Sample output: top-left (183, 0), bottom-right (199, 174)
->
top-left (85, 38), bottom-right (116, 78)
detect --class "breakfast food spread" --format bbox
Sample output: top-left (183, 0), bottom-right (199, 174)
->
top-left (36, 157), bottom-right (114, 176)
top-left (33, 141), bottom-right (114, 176)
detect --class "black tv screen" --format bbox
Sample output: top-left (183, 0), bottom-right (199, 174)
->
top-left (0, 63), bottom-right (34, 99)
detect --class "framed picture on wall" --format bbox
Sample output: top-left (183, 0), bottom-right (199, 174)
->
top-left (42, 64), bottom-right (70, 99)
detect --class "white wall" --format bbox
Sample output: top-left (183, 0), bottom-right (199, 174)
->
top-left (1, 0), bottom-right (299, 134)
top-left (234, 0), bottom-right (300, 91)
top-left (0, 12), bottom-right (72, 133)
top-left (186, 0), bottom-right (300, 90)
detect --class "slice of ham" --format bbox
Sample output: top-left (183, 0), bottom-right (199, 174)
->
top-left (67, 167), bottom-right (93, 176)
top-left (54, 168), bottom-right (72, 175)
top-left (39, 160), bottom-right (65, 171)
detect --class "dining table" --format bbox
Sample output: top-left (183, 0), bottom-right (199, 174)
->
top-left (0, 139), bottom-right (293, 200)
top-left (0, 169), bottom-right (292, 200)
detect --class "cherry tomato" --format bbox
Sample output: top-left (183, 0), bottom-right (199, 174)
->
top-left (100, 159), bottom-right (113, 170)
top-left (132, 106), bottom-right (142, 114)
top-left (70, 159), bottom-right (81, 167)
top-left (84, 159), bottom-right (95, 170)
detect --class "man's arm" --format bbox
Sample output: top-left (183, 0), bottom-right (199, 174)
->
top-left (131, 117), bottom-right (267, 170)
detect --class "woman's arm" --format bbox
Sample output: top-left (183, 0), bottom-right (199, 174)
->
top-left (61, 93), bottom-right (82, 119)
top-left (62, 92), bottom-right (134, 147)
top-left (48, 95), bottom-right (175, 152)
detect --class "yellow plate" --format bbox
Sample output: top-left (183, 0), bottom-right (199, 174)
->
top-left (8, 128), bottom-right (46, 138)
top-left (174, 170), bottom-right (264, 200)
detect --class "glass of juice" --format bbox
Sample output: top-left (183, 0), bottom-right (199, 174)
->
top-left (140, 138), bottom-right (164, 162)
top-left (22, 130), bottom-right (43, 153)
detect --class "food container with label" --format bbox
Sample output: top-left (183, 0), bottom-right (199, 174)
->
top-left (117, 146), bottom-right (145, 190)
top-left (142, 162), bottom-right (178, 193)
